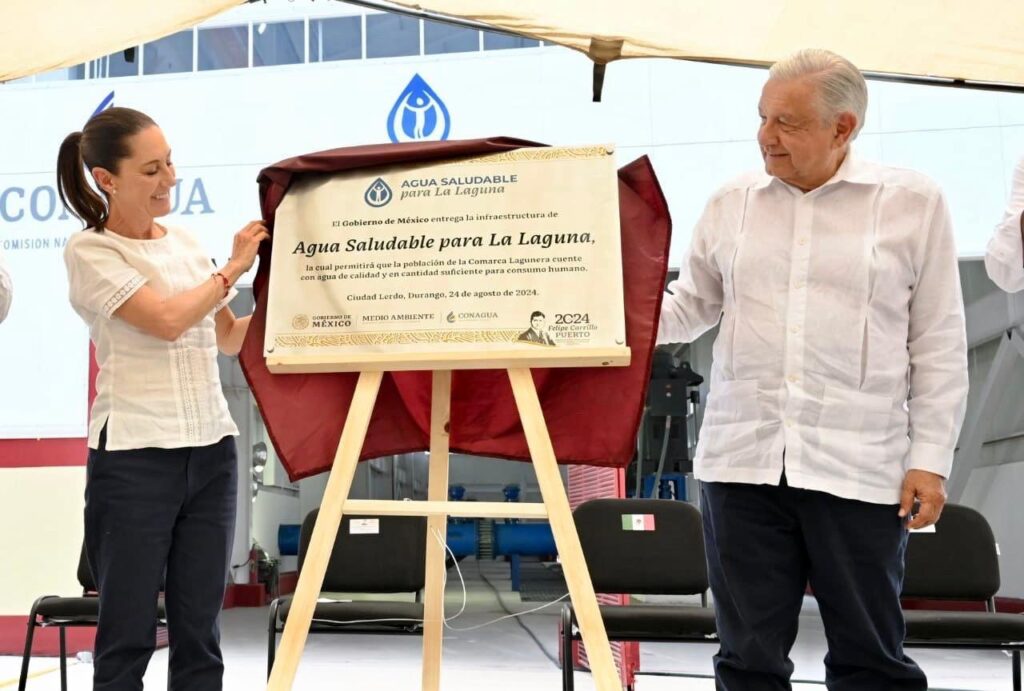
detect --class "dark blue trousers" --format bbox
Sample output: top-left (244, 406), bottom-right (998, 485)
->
top-left (701, 478), bottom-right (926, 691)
top-left (84, 431), bottom-right (237, 691)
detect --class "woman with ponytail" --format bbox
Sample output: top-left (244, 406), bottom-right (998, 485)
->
top-left (58, 107), bottom-right (268, 691)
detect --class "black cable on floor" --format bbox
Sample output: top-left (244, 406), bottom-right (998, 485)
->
top-left (476, 560), bottom-right (562, 668)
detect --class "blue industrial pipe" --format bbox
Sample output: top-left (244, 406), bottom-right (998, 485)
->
top-left (278, 524), bottom-right (301, 556)
top-left (493, 522), bottom-right (556, 557)
top-left (445, 522), bottom-right (478, 557)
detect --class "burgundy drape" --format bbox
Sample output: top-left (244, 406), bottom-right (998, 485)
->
top-left (239, 137), bottom-right (671, 482)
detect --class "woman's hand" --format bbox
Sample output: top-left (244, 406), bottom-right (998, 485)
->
top-left (224, 220), bottom-right (269, 281)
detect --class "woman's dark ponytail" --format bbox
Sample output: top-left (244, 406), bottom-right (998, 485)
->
top-left (57, 131), bottom-right (109, 231)
top-left (55, 107), bottom-right (157, 232)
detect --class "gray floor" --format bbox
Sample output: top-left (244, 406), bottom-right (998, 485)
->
top-left (2, 559), bottom-right (1014, 690)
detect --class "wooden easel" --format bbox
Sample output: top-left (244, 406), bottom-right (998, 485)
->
top-left (265, 348), bottom-right (630, 691)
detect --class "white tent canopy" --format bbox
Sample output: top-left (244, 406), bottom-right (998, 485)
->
top-left (384, 0), bottom-right (1024, 86)
top-left (2, 0), bottom-right (1023, 87)
top-left (0, 0), bottom-right (239, 82)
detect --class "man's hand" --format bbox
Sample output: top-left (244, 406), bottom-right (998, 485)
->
top-left (898, 469), bottom-right (947, 529)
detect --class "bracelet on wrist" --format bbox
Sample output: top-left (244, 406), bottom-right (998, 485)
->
top-left (212, 271), bottom-right (231, 299)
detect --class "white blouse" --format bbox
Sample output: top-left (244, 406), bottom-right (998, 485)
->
top-left (65, 225), bottom-right (238, 451)
top-left (984, 156), bottom-right (1024, 292)
top-left (659, 154), bottom-right (968, 505)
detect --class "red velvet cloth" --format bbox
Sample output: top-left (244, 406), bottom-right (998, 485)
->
top-left (239, 137), bottom-right (671, 481)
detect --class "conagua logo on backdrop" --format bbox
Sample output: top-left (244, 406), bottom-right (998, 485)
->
top-left (0, 90), bottom-right (212, 231)
top-left (387, 74), bottom-right (451, 143)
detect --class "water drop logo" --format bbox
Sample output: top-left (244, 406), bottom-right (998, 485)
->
top-left (387, 74), bottom-right (451, 143)
top-left (364, 178), bottom-right (393, 208)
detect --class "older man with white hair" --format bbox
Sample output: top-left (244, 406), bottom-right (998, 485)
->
top-left (659, 49), bottom-right (968, 690)
top-left (0, 247), bottom-right (11, 323)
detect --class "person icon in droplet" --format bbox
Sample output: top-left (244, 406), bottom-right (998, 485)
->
top-left (401, 92), bottom-right (436, 139)
top-left (368, 181), bottom-right (389, 205)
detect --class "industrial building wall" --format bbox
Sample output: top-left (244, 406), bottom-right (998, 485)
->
top-left (294, 454), bottom-right (555, 528)
top-left (958, 260), bottom-right (1024, 598)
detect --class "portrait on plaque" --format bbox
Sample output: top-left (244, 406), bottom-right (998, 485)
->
top-left (516, 311), bottom-right (556, 346)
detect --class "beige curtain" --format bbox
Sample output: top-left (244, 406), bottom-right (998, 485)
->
top-left (0, 0), bottom-right (240, 82)
top-left (4, 1), bottom-right (1022, 85)
top-left (388, 0), bottom-right (1024, 85)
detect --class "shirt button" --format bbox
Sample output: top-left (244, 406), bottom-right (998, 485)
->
top-left (794, 281), bottom-right (805, 289)
top-left (798, 237), bottom-right (808, 246)
top-left (786, 419), bottom-right (795, 428)
top-left (788, 375), bottom-right (799, 383)
top-left (791, 325), bottom-right (801, 333)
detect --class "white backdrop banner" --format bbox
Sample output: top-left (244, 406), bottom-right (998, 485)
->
top-left (0, 47), bottom-right (1022, 436)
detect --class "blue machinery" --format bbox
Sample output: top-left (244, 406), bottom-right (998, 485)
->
top-left (278, 470), bottom-right (686, 589)
top-left (442, 484), bottom-right (557, 591)
top-left (494, 522), bottom-right (557, 591)
top-left (444, 522), bottom-right (478, 557)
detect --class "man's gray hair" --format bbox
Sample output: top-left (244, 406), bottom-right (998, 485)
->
top-left (769, 48), bottom-right (868, 139)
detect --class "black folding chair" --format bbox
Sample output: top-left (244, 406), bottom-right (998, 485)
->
top-left (267, 510), bottom-right (428, 678)
top-left (19, 543), bottom-right (166, 690)
top-left (902, 503), bottom-right (1024, 690)
top-left (560, 498), bottom-right (717, 691)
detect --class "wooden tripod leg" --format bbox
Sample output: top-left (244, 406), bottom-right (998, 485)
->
top-left (422, 370), bottom-right (452, 691)
top-left (267, 370), bottom-right (384, 691)
top-left (507, 368), bottom-right (621, 691)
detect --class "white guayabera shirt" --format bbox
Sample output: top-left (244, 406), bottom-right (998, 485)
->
top-left (984, 156), bottom-right (1024, 293)
top-left (659, 153), bottom-right (968, 505)
top-left (0, 247), bottom-right (11, 323)
top-left (65, 225), bottom-right (239, 451)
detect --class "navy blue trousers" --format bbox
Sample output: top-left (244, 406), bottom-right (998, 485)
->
top-left (701, 478), bottom-right (926, 691)
top-left (84, 430), bottom-right (237, 691)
